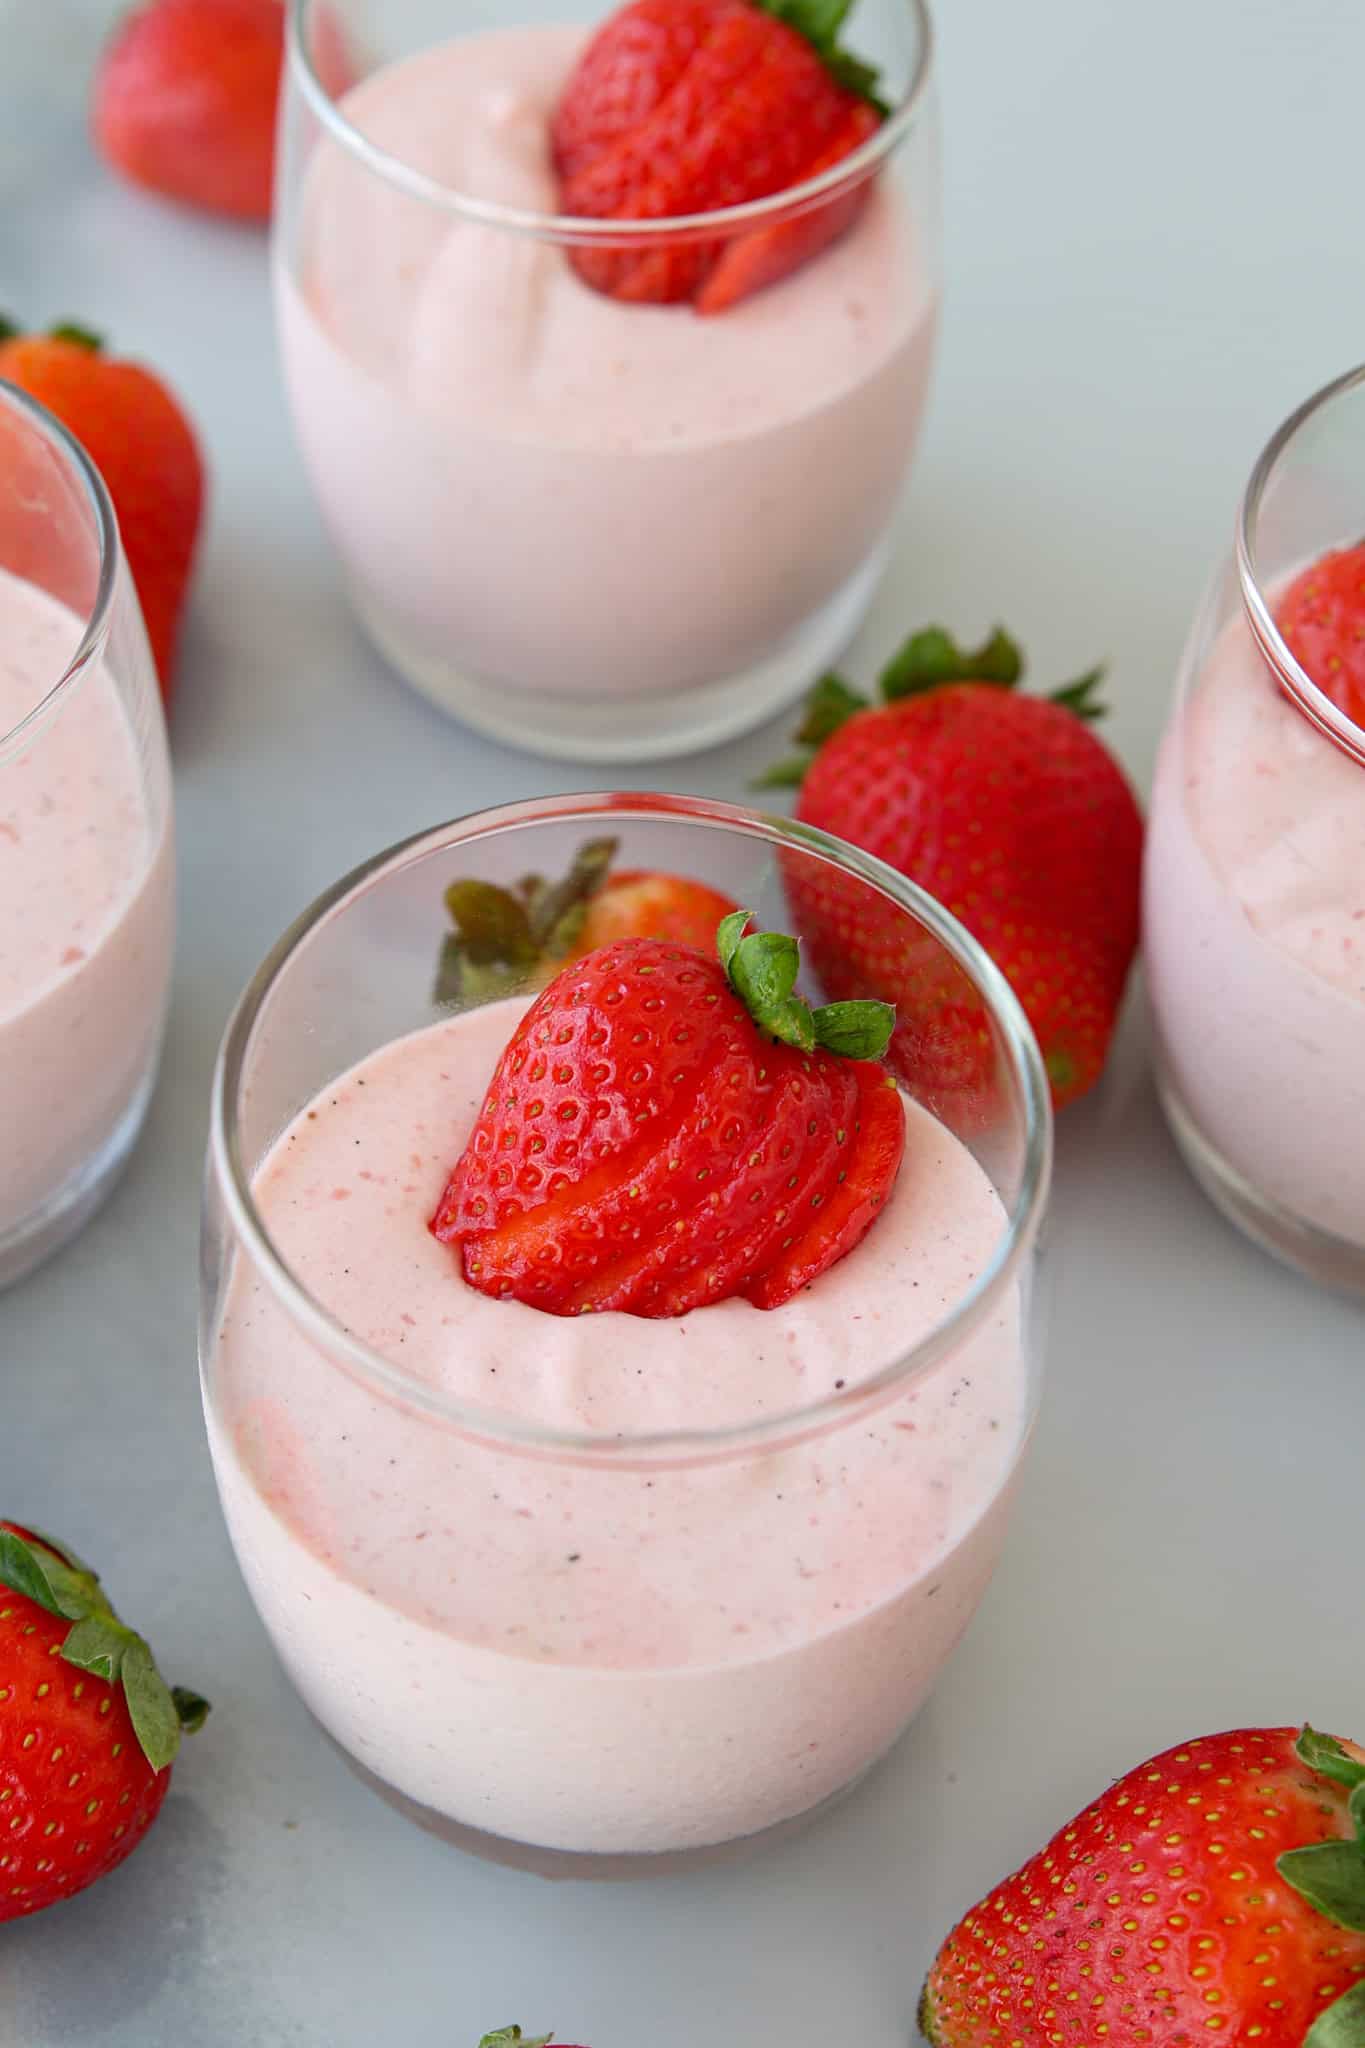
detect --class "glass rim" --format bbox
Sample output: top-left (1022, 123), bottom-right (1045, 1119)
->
top-left (1236, 358), bottom-right (1365, 772)
top-left (208, 791), bottom-right (1051, 1462)
top-left (285, 0), bottom-right (935, 243)
top-left (0, 378), bottom-right (120, 763)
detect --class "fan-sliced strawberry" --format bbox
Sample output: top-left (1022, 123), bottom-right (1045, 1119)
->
top-left (746, 1059), bottom-right (903, 1307)
top-left (696, 99), bottom-right (880, 315)
top-left (432, 913), bottom-right (902, 1319)
top-left (553, 0), bottom-right (885, 312)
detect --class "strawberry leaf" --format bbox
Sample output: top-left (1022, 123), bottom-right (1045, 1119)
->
top-left (1050, 666), bottom-right (1108, 722)
top-left (1277, 1840), bottom-right (1365, 1933)
top-left (757, 993), bottom-right (818, 1053)
top-left (752, 0), bottom-right (885, 108)
top-left (525, 837), bottom-right (617, 952)
top-left (795, 672), bottom-right (868, 745)
top-left (811, 999), bottom-right (896, 1060)
top-left (15, 1524), bottom-right (98, 1577)
top-left (1298, 1727), bottom-right (1365, 1792)
top-left (479, 2032), bottom-right (552, 2048)
top-left (120, 1636), bottom-right (184, 1774)
top-left (1306, 1980), bottom-right (1365, 2047)
top-left (716, 909), bottom-right (753, 975)
top-left (172, 1686), bottom-right (212, 1733)
top-left (435, 840), bottom-right (620, 1005)
top-left (880, 624), bottom-right (1023, 701)
top-left (751, 753), bottom-right (814, 791)
top-left (48, 322), bottom-right (103, 351)
top-left (0, 1528), bottom-right (102, 1622)
top-left (728, 931), bottom-right (801, 1014)
top-left (60, 1613), bottom-right (133, 1684)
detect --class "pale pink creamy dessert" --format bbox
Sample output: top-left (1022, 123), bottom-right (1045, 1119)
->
top-left (278, 24), bottom-right (937, 709)
top-left (1145, 606), bottom-right (1365, 1246)
top-left (0, 567), bottom-right (173, 1257)
top-left (206, 1000), bottom-right (1028, 1857)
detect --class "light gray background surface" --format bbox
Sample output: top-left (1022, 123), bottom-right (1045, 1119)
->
top-left (3, 2), bottom-right (1364, 2041)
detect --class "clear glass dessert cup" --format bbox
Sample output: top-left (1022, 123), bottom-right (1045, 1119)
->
top-left (0, 380), bottom-right (175, 1292)
top-left (201, 792), bottom-right (1050, 1874)
top-left (1144, 362), bottom-right (1365, 1294)
top-left (273, 0), bottom-right (941, 763)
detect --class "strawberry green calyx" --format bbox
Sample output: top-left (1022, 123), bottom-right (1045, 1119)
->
top-left (717, 910), bottom-right (894, 1059)
top-left (754, 0), bottom-right (886, 109)
top-left (0, 318), bottom-right (103, 350)
top-left (1279, 1728), bottom-right (1365, 2042)
top-left (754, 624), bottom-right (1108, 788)
top-left (47, 322), bottom-right (103, 351)
top-left (434, 836), bottom-right (619, 1005)
top-left (478, 2030), bottom-right (553, 2048)
top-left (0, 1524), bottom-right (208, 1773)
top-left (1278, 1729), bottom-right (1365, 1932)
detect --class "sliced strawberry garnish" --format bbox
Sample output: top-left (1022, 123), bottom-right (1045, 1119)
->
top-left (432, 912), bottom-right (902, 1318)
top-left (1275, 540), bottom-right (1365, 727)
top-left (746, 1059), bottom-right (903, 1308)
top-left (553, 0), bottom-right (885, 312)
top-left (695, 98), bottom-right (880, 314)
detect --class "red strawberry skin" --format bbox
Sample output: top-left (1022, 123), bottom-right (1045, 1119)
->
top-left (0, 332), bottom-right (205, 702)
top-left (431, 935), bottom-right (903, 1318)
top-left (553, 0), bottom-right (881, 310)
top-left (792, 689), bottom-right (1143, 1109)
top-left (1276, 541), bottom-right (1365, 728)
top-left (578, 870), bottom-right (740, 953)
top-left (921, 1728), bottom-right (1365, 2046)
top-left (93, 0), bottom-right (284, 223)
top-left (0, 1576), bottom-right (171, 1922)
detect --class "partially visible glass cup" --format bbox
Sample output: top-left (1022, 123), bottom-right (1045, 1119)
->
top-left (0, 381), bottom-right (175, 1290)
top-left (1144, 363), bottom-right (1365, 1293)
top-left (201, 792), bottom-right (1049, 1873)
top-left (273, 0), bottom-right (941, 762)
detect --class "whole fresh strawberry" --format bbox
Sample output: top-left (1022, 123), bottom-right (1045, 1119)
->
top-left (1276, 541), bottom-right (1365, 727)
top-left (553, 0), bottom-right (885, 312)
top-left (434, 835), bottom-right (739, 1004)
top-left (0, 321), bottom-right (204, 702)
top-left (432, 912), bottom-right (902, 1317)
top-left (763, 627), bottom-right (1144, 1111)
top-left (922, 1726), bottom-right (1365, 2047)
top-left (93, 0), bottom-right (284, 223)
top-left (0, 1523), bottom-right (208, 1922)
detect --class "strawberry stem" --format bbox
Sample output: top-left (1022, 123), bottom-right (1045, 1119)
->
top-left (478, 2032), bottom-right (553, 2048)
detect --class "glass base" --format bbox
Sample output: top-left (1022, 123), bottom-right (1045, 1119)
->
top-left (353, 544), bottom-right (890, 766)
top-left (1158, 1075), bottom-right (1365, 1298)
top-left (326, 1726), bottom-right (881, 1880)
top-left (0, 1070), bottom-right (155, 1294)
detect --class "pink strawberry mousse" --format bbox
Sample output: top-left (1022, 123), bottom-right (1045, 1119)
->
top-left (277, 24), bottom-right (937, 745)
top-left (205, 999), bottom-right (1029, 1858)
top-left (1145, 604), bottom-right (1365, 1249)
top-left (0, 567), bottom-right (173, 1275)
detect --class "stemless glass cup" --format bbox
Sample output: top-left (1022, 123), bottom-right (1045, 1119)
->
top-left (1145, 363), bottom-right (1365, 1295)
top-left (0, 382), bottom-right (174, 1291)
top-left (201, 793), bottom-right (1050, 1874)
top-left (273, 0), bottom-right (941, 763)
